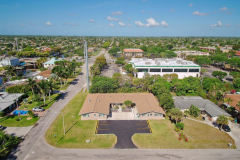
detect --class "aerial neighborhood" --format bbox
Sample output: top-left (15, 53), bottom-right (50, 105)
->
top-left (1, 36), bottom-right (240, 158)
top-left (0, 1), bottom-right (240, 158)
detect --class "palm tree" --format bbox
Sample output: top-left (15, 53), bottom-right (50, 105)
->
top-left (169, 108), bottom-right (183, 124)
top-left (225, 98), bottom-right (233, 106)
top-left (216, 115), bottom-right (228, 131)
top-left (38, 80), bottom-right (50, 106)
top-left (27, 78), bottom-right (37, 97)
top-left (49, 73), bottom-right (59, 84)
top-left (52, 66), bottom-right (63, 88)
top-left (47, 80), bottom-right (58, 100)
top-left (3, 65), bottom-right (16, 80)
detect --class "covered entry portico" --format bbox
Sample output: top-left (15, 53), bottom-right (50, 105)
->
top-left (108, 103), bottom-right (139, 120)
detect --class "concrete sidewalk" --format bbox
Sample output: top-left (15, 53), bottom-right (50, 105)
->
top-left (4, 126), bottom-right (33, 138)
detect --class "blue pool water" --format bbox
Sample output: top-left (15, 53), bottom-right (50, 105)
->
top-left (13, 110), bottom-right (28, 115)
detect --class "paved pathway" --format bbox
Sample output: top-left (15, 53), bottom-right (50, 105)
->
top-left (4, 126), bottom-right (33, 138)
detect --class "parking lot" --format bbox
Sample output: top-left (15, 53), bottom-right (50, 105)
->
top-left (96, 120), bottom-right (152, 149)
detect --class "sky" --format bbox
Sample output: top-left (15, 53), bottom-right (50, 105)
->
top-left (0, 0), bottom-right (240, 37)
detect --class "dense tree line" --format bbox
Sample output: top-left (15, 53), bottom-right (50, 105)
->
top-left (90, 55), bottom-right (107, 75)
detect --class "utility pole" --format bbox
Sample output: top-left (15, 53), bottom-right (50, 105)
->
top-left (15, 38), bottom-right (19, 52)
top-left (83, 37), bottom-right (85, 59)
top-left (85, 41), bottom-right (89, 92)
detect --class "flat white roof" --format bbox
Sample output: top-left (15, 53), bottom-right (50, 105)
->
top-left (129, 58), bottom-right (200, 67)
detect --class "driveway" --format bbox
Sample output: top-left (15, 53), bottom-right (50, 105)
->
top-left (4, 126), bottom-right (33, 138)
top-left (96, 120), bottom-right (151, 149)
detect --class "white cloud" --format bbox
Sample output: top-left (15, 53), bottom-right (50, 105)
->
top-left (135, 21), bottom-right (145, 27)
top-left (220, 7), bottom-right (228, 11)
top-left (111, 11), bottom-right (123, 15)
top-left (210, 21), bottom-right (222, 27)
top-left (44, 22), bottom-right (53, 26)
top-left (64, 22), bottom-right (78, 26)
top-left (127, 24), bottom-right (132, 27)
top-left (161, 21), bottom-right (169, 27)
top-left (225, 24), bottom-right (231, 27)
top-left (142, 10), bottom-right (145, 13)
top-left (145, 17), bottom-right (159, 26)
top-left (20, 23), bottom-right (25, 26)
top-left (189, 3), bottom-right (193, 7)
top-left (118, 22), bottom-right (126, 26)
top-left (127, 18), bottom-right (131, 21)
top-left (89, 19), bottom-right (95, 23)
top-left (192, 11), bottom-right (210, 16)
top-left (237, 25), bottom-right (240, 27)
top-left (225, 12), bottom-right (231, 15)
top-left (170, 9), bottom-right (175, 12)
top-left (135, 18), bottom-right (168, 27)
top-left (109, 23), bottom-right (114, 27)
top-left (107, 16), bottom-right (122, 22)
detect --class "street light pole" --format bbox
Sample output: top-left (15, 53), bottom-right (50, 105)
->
top-left (55, 112), bottom-right (65, 135)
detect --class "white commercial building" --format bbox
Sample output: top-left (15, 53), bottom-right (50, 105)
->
top-left (129, 58), bottom-right (201, 79)
top-left (0, 57), bottom-right (20, 67)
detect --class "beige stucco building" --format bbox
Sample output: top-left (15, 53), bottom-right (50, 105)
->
top-left (123, 49), bottom-right (144, 57)
top-left (79, 93), bottom-right (165, 120)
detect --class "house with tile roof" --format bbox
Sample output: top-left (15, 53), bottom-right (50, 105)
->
top-left (79, 93), bottom-right (165, 120)
top-left (123, 48), bottom-right (144, 57)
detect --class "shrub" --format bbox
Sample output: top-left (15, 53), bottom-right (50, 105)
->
top-left (176, 122), bottom-right (184, 130)
top-left (14, 116), bottom-right (21, 121)
top-left (0, 111), bottom-right (4, 117)
top-left (28, 110), bottom-right (35, 117)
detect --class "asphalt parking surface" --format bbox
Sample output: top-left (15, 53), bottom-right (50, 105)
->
top-left (96, 120), bottom-right (151, 149)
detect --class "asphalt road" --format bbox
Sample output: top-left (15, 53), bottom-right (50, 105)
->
top-left (202, 65), bottom-right (233, 82)
top-left (7, 50), bottom-right (240, 160)
top-left (97, 120), bottom-right (150, 149)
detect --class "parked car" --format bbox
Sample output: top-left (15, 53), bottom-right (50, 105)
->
top-left (0, 125), bottom-right (4, 130)
top-left (32, 107), bottom-right (45, 112)
top-left (222, 125), bottom-right (231, 132)
top-left (236, 92), bottom-right (240, 94)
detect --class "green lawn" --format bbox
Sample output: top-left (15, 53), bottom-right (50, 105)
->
top-left (132, 118), bottom-right (236, 149)
top-left (45, 92), bottom-right (116, 148)
top-left (0, 116), bottom-right (39, 127)
top-left (19, 93), bottom-right (60, 110)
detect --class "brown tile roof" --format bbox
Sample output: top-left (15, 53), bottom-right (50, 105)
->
top-left (79, 93), bottom-right (165, 115)
top-left (225, 94), bottom-right (240, 111)
top-left (36, 70), bottom-right (51, 78)
top-left (123, 49), bottom-right (144, 52)
top-left (236, 51), bottom-right (240, 56)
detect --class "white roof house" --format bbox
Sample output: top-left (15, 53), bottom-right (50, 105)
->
top-left (129, 58), bottom-right (201, 79)
top-left (0, 92), bottom-right (24, 112)
top-left (43, 57), bottom-right (62, 68)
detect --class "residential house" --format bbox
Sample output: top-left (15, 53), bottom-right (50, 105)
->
top-left (0, 92), bottom-right (24, 113)
top-left (0, 57), bottom-right (20, 67)
top-left (173, 96), bottom-right (230, 121)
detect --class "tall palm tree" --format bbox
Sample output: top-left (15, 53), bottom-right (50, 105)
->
top-left (27, 78), bottom-right (37, 97)
top-left (38, 80), bottom-right (50, 106)
top-left (47, 80), bottom-right (58, 100)
top-left (3, 65), bottom-right (16, 80)
top-left (49, 73), bottom-right (59, 84)
top-left (52, 66), bottom-right (63, 88)
top-left (216, 115), bottom-right (228, 131)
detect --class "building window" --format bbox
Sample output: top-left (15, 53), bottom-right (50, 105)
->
top-left (154, 113), bottom-right (162, 116)
top-left (138, 69), bottom-right (148, 72)
top-left (150, 69), bottom-right (161, 72)
top-left (94, 114), bottom-right (96, 117)
top-left (189, 69), bottom-right (200, 72)
top-left (174, 69), bottom-right (188, 72)
top-left (99, 114), bottom-right (104, 117)
top-left (142, 114), bottom-right (149, 116)
top-left (162, 68), bottom-right (173, 72)
top-left (82, 114), bottom-right (89, 117)
top-left (150, 114), bottom-right (152, 116)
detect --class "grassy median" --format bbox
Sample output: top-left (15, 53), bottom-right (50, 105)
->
top-left (133, 118), bottom-right (236, 149)
top-left (45, 92), bottom-right (117, 149)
